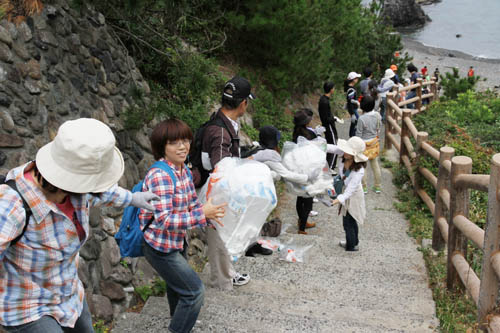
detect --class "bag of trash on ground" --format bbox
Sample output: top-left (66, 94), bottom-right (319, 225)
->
top-left (281, 136), bottom-right (333, 197)
top-left (279, 240), bottom-right (313, 263)
top-left (199, 157), bottom-right (277, 258)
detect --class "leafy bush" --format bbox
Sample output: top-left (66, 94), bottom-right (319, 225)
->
top-left (439, 67), bottom-right (481, 100)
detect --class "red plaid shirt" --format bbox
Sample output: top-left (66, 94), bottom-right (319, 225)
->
top-left (139, 159), bottom-right (207, 253)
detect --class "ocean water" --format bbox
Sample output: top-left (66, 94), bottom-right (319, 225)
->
top-left (404, 0), bottom-right (500, 59)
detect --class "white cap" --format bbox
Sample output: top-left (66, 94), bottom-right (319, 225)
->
top-left (347, 72), bottom-right (361, 80)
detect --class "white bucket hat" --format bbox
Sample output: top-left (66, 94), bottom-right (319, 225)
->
top-left (384, 68), bottom-right (396, 79)
top-left (337, 137), bottom-right (368, 163)
top-left (347, 72), bottom-right (361, 80)
top-left (35, 118), bottom-right (125, 193)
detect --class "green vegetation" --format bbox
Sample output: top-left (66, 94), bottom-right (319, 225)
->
top-left (134, 278), bottom-right (167, 302)
top-left (439, 67), bottom-right (482, 100)
top-left (73, 0), bottom-right (404, 137)
top-left (385, 71), bottom-right (499, 331)
top-left (93, 320), bottom-right (111, 333)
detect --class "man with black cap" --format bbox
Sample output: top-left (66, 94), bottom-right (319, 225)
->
top-left (202, 76), bottom-right (255, 290)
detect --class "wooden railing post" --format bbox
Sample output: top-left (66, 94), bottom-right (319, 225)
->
top-left (384, 92), bottom-right (393, 151)
top-left (399, 110), bottom-right (411, 165)
top-left (433, 146), bottom-right (455, 251)
top-left (430, 78), bottom-right (437, 103)
top-left (477, 153), bottom-right (500, 329)
top-left (389, 92), bottom-right (398, 135)
top-left (414, 132), bottom-right (428, 197)
top-left (416, 77), bottom-right (423, 113)
top-left (447, 156), bottom-right (472, 290)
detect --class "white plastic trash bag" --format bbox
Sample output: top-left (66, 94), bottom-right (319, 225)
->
top-left (281, 136), bottom-right (333, 197)
top-left (199, 157), bottom-right (277, 258)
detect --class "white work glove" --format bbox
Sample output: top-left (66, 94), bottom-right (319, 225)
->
top-left (315, 125), bottom-right (326, 135)
top-left (253, 150), bottom-right (281, 163)
top-left (334, 116), bottom-right (344, 124)
top-left (130, 191), bottom-right (160, 211)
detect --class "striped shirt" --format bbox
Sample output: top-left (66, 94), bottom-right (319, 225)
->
top-left (0, 162), bottom-right (132, 327)
top-left (139, 159), bottom-right (207, 253)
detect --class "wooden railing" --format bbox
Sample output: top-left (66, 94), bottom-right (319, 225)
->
top-left (383, 78), bottom-right (500, 331)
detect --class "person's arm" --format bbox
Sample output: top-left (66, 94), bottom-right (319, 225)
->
top-left (326, 144), bottom-right (344, 155)
top-left (87, 184), bottom-right (132, 208)
top-left (355, 117), bottom-right (364, 137)
top-left (206, 125), bottom-right (233, 169)
top-left (337, 169), bottom-right (364, 205)
top-left (266, 161), bottom-right (309, 185)
top-left (145, 169), bottom-right (206, 231)
top-left (347, 89), bottom-right (358, 106)
top-left (0, 187), bottom-right (27, 259)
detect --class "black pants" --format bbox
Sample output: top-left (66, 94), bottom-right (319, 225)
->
top-left (296, 196), bottom-right (313, 231)
top-left (342, 211), bottom-right (359, 251)
top-left (325, 128), bottom-right (338, 170)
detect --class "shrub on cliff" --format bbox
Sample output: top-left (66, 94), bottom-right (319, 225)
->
top-left (439, 67), bottom-right (481, 100)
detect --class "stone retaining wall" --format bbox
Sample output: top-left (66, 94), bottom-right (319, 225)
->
top-left (0, 0), bottom-right (163, 323)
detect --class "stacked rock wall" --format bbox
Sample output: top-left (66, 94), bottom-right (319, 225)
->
top-left (0, 0), bottom-right (164, 322)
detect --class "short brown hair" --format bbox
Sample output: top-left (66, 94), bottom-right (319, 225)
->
top-left (150, 119), bottom-right (193, 160)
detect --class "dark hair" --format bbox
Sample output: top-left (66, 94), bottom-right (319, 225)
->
top-left (342, 158), bottom-right (367, 172)
top-left (360, 96), bottom-right (375, 112)
top-left (221, 86), bottom-right (246, 110)
top-left (150, 118), bottom-right (193, 160)
top-left (323, 81), bottom-right (335, 94)
top-left (368, 80), bottom-right (378, 99)
top-left (407, 64), bottom-right (418, 73)
top-left (293, 109), bottom-right (316, 142)
top-left (363, 67), bottom-right (373, 78)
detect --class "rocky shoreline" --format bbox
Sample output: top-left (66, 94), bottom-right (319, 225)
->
top-left (402, 36), bottom-right (500, 91)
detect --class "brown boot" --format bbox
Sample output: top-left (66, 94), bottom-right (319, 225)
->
top-left (305, 221), bottom-right (316, 229)
top-left (298, 230), bottom-right (308, 235)
top-left (298, 219), bottom-right (316, 229)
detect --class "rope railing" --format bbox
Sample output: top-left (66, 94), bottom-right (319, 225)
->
top-left (382, 78), bottom-right (500, 330)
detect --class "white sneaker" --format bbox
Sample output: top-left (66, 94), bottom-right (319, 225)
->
top-left (309, 210), bottom-right (319, 217)
top-left (313, 198), bottom-right (319, 203)
top-left (232, 272), bottom-right (250, 286)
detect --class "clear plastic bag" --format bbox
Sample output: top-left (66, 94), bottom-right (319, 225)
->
top-left (199, 158), bottom-right (277, 258)
top-left (278, 242), bottom-right (313, 263)
top-left (281, 136), bottom-right (333, 197)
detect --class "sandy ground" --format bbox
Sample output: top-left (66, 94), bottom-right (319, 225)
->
top-left (402, 37), bottom-right (500, 92)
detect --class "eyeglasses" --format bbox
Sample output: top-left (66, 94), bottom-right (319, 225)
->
top-left (167, 139), bottom-right (192, 147)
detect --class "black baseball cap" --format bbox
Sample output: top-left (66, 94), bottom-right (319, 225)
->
top-left (223, 76), bottom-right (256, 100)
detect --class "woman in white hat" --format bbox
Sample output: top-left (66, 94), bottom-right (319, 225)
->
top-left (344, 72), bottom-right (362, 137)
top-left (377, 68), bottom-right (396, 122)
top-left (327, 137), bottom-right (368, 251)
top-left (0, 118), bottom-right (157, 332)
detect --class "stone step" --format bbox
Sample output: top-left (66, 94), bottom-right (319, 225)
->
top-left (127, 291), bottom-right (437, 333)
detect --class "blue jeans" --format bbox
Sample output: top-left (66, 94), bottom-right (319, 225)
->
top-left (406, 90), bottom-right (417, 109)
top-left (380, 97), bottom-right (387, 122)
top-left (143, 240), bottom-right (204, 333)
top-left (2, 299), bottom-right (93, 333)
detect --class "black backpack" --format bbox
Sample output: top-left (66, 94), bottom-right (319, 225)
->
top-left (0, 175), bottom-right (32, 247)
top-left (188, 112), bottom-right (237, 188)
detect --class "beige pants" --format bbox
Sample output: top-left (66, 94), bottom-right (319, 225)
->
top-left (206, 226), bottom-right (235, 290)
top-left (362, 157), bottom-right (381, 188)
